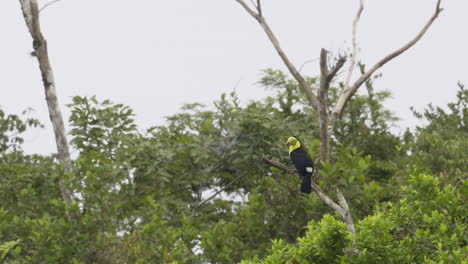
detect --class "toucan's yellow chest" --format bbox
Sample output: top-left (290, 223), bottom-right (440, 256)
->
top-left (289, 142), bottom-right (301, 156)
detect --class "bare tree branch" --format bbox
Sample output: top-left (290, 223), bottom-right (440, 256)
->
top-left (261, 155), bottom-right (356, 237)
top-left (19, 0), bottom-right (74, 206)
top-left (235, 0), bottom-right (321, 110)
top-left (331, 0), bottom-right (443, 125)
top-left (343, 0), bottom-right (364, 94)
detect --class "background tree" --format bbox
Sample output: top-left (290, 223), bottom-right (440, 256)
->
top-left (408, 83), bottom-right (467, 185)
top-left (0, 82), bottom-right (465, 263)
top-left (234, 0), bottom-right (443, 238)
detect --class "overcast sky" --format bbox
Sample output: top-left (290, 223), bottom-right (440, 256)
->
top-left (1, 0), bottom-right (467, 155)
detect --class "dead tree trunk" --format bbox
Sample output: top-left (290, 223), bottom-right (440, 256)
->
top-left (235, 0), bottom-right (443, 242)
top-left (19, 0), bottom-right (74, 206)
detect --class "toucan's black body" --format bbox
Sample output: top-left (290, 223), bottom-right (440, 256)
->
top-left (288, 138), bottom-right (314, 194)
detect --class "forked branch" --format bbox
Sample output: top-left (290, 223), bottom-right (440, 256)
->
top-left (317, 49), bottom-right (346, 161)
top-left (331, 0), bottom-right (443, 124)
top-left (319, 49), bottom-right (346, 100)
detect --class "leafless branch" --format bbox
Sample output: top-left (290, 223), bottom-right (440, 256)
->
top-left (256, 0), bottom-right (262, 16)
top-left (19, 0), bottom-right (74, 206)
top-left (235, 0), bottom-right (321, 110)
top-left (298, 58), bottom-right (320, 73)
top-left (343, 0), bottom-right (364, 94)
top-left (331, 0), bottom-right (443, 124)
top-left (261, 155), bottom-right (356, 237)
top-left (39, 0), bottom-right (62, 12)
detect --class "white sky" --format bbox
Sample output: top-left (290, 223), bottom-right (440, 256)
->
top-left (1, 0), bottom-right (466, 155)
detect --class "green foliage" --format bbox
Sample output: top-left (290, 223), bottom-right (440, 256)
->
top-left (293, 215), bottom-right (349, 263)
top-left (331, 65), bottom-right (399, 160)
top-left (0, 73), bottom-right (466, 263)
top-left (0, 108), bottom-right (42, 153)
top-left (409, 83), bottom-right (467, 184)
top-left (0, 239), bottom-right (20, 261)
top-left (260, 68), bottom-right (317, 116)
top-left (0, 153), bottom-right (61, 217)
top-left (244, 173), bottom-right (467, 264)
top-left (320, 146), bottom-right (385, 218)
top-left (68, 95), bottom-right (137, 157)
top-left (240, 215), bottom-right (350, 264)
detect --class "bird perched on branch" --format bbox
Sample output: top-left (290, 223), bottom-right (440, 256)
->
top-left (286, 136), bottom-right (314, 194)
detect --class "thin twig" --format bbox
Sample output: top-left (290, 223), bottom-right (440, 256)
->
top-left (39, 0), bottom-right (62, 13)
top-left (197, 173), bottom-right (246, 208)
top-left (298, 58), bottom-right (320, 73)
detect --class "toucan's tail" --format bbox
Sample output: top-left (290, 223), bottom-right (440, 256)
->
top-left (301, 174), bottom-right (312, 194)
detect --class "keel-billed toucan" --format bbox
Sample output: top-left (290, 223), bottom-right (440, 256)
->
top-left (286, 136), bottom-right (314, 194)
